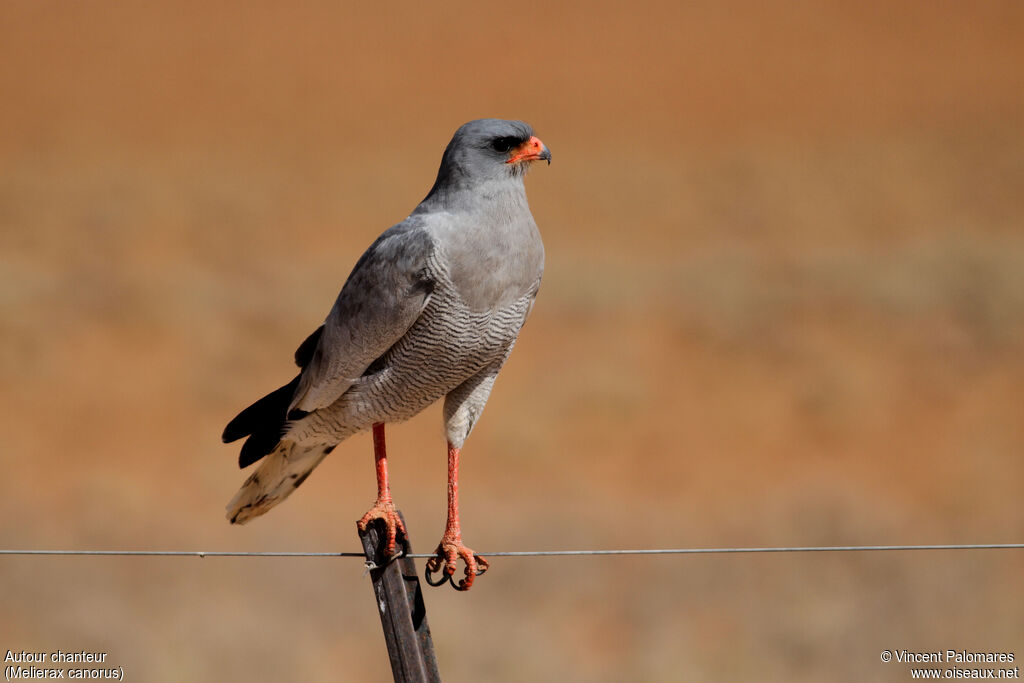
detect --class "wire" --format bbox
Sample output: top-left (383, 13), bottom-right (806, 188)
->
top-left (0, 550), bottom-right (365, 557)
top-left (1, 544), bottom-right (1022, 558)
top-left (419, 544), bottom-right (1024, 557)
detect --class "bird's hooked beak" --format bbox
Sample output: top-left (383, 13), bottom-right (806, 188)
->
top-left (506, 135), bottom-right (552, 165)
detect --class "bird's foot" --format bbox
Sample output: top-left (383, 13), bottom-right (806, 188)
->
top-left (425, 534), bottom-right (488, 591)
top-left (356, 498), bottom-right (406, 558)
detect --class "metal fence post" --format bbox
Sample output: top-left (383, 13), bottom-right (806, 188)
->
top-left (358, 511), bottom-right (441, 683)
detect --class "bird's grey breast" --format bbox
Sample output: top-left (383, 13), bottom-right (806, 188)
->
top-left (431, 205), bottom-right (544, 312)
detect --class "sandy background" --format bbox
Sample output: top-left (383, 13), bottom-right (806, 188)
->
top-left (2, 1), bottom-right (1023, 681)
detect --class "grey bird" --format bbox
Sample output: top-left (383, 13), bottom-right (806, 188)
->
top-left (222, 119), bottom-right (550, 590)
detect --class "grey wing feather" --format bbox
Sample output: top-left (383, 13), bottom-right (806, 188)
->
top-left (289, 221), bottom-right (436, 414)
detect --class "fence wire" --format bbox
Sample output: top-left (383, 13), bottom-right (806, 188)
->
top-left (2, 543), bottom-right (1023, 559)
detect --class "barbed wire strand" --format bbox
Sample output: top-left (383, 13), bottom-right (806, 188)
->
top-left (0, 543), bottom-right (1022, 559)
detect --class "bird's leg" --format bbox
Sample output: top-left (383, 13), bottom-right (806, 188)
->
top-left (356, 423), bottom-right (406, 557)
top-left (426, 442), bottom-right (489, 591)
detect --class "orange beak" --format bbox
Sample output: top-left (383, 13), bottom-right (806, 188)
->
top-left (506, 135), bottom-right (552, 165)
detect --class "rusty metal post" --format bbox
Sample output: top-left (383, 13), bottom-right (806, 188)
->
top-left (358, 511), bottom-right (441, 683)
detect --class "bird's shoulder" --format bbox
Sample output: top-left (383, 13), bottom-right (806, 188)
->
top-left (347, 217), bottom-right (437, 286)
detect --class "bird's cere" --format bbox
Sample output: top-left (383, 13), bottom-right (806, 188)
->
top-left (506, 135), bottom-right (552, 165)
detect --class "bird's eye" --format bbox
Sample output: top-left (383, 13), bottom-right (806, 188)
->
top-left (491, 136), bottom-right (519, 153)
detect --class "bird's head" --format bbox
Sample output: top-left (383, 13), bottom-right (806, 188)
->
top-left (427, 119), bottom-right (551, 198)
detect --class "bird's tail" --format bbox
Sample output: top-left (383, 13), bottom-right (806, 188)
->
top-left (222, 375), bottom-right (302, 468)
top-left (226, 440), bottom-right (333, 524)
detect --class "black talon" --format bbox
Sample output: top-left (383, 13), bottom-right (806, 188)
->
top-left (425, 561), bottom-right (449, 587)
top-left (425, 546), bottom-right (488, 589)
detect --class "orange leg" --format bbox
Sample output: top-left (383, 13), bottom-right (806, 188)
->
top-left (356, 423), bottom-right (407, 557)
top-left (425, 442), bottom-right (489, 591)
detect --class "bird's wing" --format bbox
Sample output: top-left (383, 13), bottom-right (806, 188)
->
top-left (288, 222), bottom-right (435, 415)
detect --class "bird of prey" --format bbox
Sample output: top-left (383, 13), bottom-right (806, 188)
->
top-left (222, 119), bottom-right (550, 590)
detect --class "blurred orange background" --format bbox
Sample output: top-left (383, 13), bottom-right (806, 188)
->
top-left (2, 2), bottom-right (1022, 681)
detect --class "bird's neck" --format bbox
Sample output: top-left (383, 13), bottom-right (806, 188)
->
top-left (417, 175), bottom-right (528, 215)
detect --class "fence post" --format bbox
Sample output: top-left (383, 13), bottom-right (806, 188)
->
top-left (358, 511), bottom-right (441, 683)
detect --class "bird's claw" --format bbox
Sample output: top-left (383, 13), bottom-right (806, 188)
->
top-left (356, 499), bottom-right (407, 558)
top-left (425, 540), bottom-right (489, 591)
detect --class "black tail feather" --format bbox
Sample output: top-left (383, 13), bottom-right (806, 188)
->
top-left (238, 429), bottom-right (282, 469)
top-left (294, 324), bottom-right (324, 368)
top-left (222, 375), bottom-right (301, 468)
top-left (223, 327), bottom-right (323, 468)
